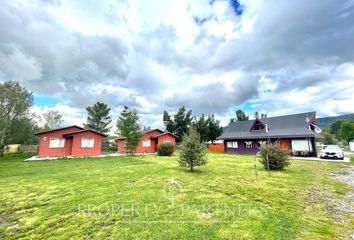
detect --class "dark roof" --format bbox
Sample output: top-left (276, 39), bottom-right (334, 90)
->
top-left (116, 129), bottom-right (176, 141)
top-left (35, 125), bottom-right (84, 135)
top-left (63, 129), bottom-right (107, 137)
top-left (218, 111), bottom-right (323, 140)
top-left (150, 132), bottom-right (177, 139)
top-left (145, 128), bottom-right (164, 134)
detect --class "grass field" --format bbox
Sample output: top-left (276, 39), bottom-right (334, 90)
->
top-left (0, 152), bottom-right (353, 239)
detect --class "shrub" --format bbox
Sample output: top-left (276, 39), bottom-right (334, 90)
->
top-left (157, 142), bottom-right (175, 156)
top-left (259, 143), bottom-right (290, 170)
top-left (178, 126), bottom-right (207, 172)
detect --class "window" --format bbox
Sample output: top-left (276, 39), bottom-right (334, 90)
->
top-left (244, 141), bottom-right (253, 149)
top-left (142, 139), bottom-right (151, 147)
top-left (163, 140), bottom-right (171, 143)
top-left (291, 140), bottom-right (312, 151)
top-left (258, 140), bottom-right (267, 148)
top-left (81, 138), bottom-right (95, 148)
top-left (49, 138), bottom-right (65, 148)
top-left (227, 141), bottom-right (238, 148)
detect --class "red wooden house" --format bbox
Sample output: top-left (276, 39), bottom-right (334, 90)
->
top-left (116, 129), bottom-right (176, 153)
top-left (35, 126), bottom-right (107, 157)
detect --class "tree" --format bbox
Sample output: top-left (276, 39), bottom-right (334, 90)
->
top-left (43, 110), bottom-right (63, 130)
top-left (84, 102), bottom-right (112, 135)
top-left (162, 107), bottom-right (193, 142)
top-left (178, 126), bottom-right (207, 172)
top-left (330, 119), bottom-right (344, 137)
top-left (116, 106), bottom-right (143, 154)
top-left (254, 111), bottom-right (259, 119)
top-left (232, 109), bottom-right (249, 122)
top-left (0, 81), bottom-right (33, 156)
top-left (323, 132), bottom-right (334, 145)
top-left (207, 115), bottom-right (223, 143)
top-left (163, 110), bottom-right (175, 133)
top-left (193, 114), bottom-right (210, 142)
top-left (6, 116), bottom-right (39, 145)
top-left (339, 120), bottom-right (354, 143)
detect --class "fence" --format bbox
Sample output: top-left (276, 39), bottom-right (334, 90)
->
top-left (19, 145), bottom-right (38, 153)
top-left (208, 144), bottom-right (224, 153)
top-left (3, 145), bottom-right (38, 153)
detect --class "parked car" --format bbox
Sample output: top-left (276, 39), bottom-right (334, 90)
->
top-left (320, 145), bottom-right (344, 160)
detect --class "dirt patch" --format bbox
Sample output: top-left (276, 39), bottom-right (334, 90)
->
top-left (331, 166), bottom-right (354, 187)
top-left (306, 186), bottom-right (354, 222)
top-left (307, 166), bottom-right (354, 224)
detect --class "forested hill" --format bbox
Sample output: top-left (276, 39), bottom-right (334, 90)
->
top-left (316, 113), bottom-right (354, 129)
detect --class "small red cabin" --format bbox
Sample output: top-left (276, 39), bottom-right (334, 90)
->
top-left (35, 126), bottom-right (107, 157)
top-left (116, 129), bottom-right (176, 153)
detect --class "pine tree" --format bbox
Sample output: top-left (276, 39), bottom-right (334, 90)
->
top-left (116, 106), bottom-right (143, 154)
top-left (207, 115), bottom-right (223, 143)
top-left (84, 102), bottom-right (112, 135)
top-left (178, 126), bottom-right (207, 172)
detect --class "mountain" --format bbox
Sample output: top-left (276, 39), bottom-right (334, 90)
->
top-left (316, 113), bottom-right (354, 129)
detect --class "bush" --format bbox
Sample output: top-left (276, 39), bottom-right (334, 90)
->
top-left (157, 142), bottom-right (175, 156)
top-left (259, 143), bottom-right (290, 170)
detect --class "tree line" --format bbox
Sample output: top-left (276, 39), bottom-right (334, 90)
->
top-left (0, 81), bottom-right (226, 156)
top-left (322, 119), bottom-right (354, 145)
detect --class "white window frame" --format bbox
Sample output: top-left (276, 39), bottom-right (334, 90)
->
top-left (142, 139), bottom-right (151, 147)
top-left (163, 140), bottom-right (171, 143)
top-left (258, 140), bottom-right (267, 148)
top-left (291, 140), bottom-right (312, 151)
top-left (49, 138), bottom-right (65, 148)
top-left (227, 141), bottom-right (238, 148)
top-left (244, 141), bottom-right (253, 149)
top-left (81, 138), bottom-right (95, 148)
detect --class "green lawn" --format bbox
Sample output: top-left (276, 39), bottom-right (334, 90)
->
top-left (0, 153), bottom-right (353, 239)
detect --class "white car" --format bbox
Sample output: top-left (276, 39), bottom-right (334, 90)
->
top-left (320, 145), bottom-right (344, 160)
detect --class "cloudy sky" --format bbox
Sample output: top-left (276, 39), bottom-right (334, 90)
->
top-left (1, 0), bottom-right (354, 132)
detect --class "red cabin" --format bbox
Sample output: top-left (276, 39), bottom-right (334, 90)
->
top-left (35, 126), bottom-right (107, 157)
top-left (116, 129), bottom-right (176, 153)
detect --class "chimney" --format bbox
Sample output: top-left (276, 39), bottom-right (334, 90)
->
top-left (305, 115), bottom-right (309, 123)
top-left (265, 122), bottom-right (268, 132)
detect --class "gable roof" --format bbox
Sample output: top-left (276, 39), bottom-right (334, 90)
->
top-left (63, 129), bottom-right (107, 137)
top-left (150, 132), bottom-right (177, 139)
top-left (115, 129), bottom-right (176, 141)
top-left (35, 125), bottom-right (84, 135)
top-left (218, 111), bottom-right (322, 140)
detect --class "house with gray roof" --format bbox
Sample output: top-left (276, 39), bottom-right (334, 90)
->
top-left (217, 112), bottom-right (323, 157)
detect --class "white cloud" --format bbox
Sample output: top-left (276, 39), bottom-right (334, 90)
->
top-left (1, 0), bottom-right (354, 132)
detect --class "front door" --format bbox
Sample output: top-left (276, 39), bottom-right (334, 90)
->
top-left (279, 139), bottom-right (289, 149)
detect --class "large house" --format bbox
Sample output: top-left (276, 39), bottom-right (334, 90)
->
top-left (218, 112), bottom-right (323, 157)
top-left (35, 126), bottom-right (107, 157)
top-left (117, 129), bottom-right (176, 154)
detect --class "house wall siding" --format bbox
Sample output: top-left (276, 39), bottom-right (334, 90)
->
top-left (224, 137), bottom-right (317, 156)
top-left (37, 126), bottom-right (81, 157)
top-left (157, 134), bottom-right (176, 145)
top-left (70, 132), bottom-right (103, 156)
top-left (117, 131), bottom-right (176, 154)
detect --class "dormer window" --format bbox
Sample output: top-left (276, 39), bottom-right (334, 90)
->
top-left (253, 122), bottom-right (265, 130)
top-left (250, 119), bottom-right (266, 131)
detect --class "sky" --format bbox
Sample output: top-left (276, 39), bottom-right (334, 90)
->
top-left (1, 0), bottom-right (354, 133)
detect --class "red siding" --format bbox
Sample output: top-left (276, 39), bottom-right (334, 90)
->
top-left (37, 126), bottom-right (104, 157)
top-left (70, 131), bottom-right (103, 156)
top-left (157, 134), bottom-right (176, 145)
top-left (117, 130), bottom-right (176, 154)
top-left (37, 126), bottom-right (80, 157)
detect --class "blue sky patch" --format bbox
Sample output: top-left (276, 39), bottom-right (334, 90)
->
top-left (229, 0), bottom-right (244, 16)
top-left (34, 94), bottom-right (61, 107)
